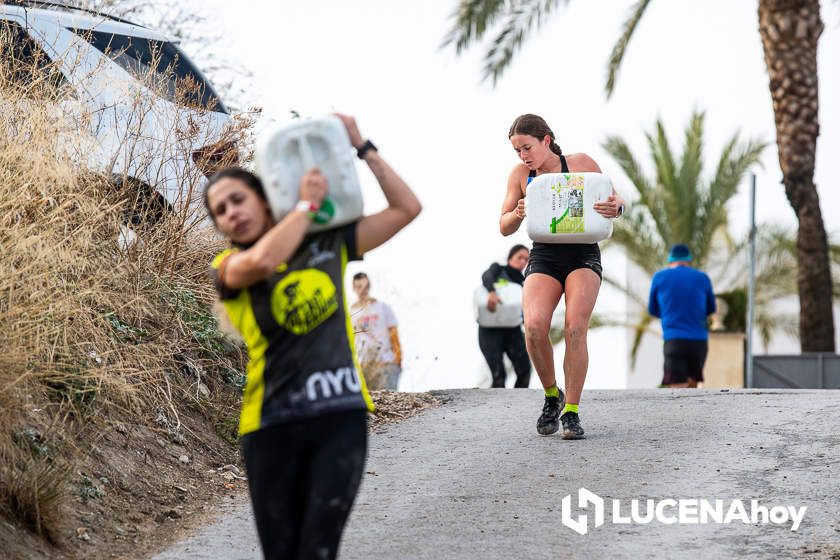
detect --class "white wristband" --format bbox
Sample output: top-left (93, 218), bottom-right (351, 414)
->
top-left (295, 200), bottom-right (316, 214)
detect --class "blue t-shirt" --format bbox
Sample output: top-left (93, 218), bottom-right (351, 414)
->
top-left (648, 265), bottom-right (716, 341)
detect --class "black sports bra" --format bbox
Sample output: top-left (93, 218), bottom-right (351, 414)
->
top-left (527, 154), bottom-right (569, 183)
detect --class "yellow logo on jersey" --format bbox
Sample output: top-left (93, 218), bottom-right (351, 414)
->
top-left (271, 269), bottom-right (339, 335)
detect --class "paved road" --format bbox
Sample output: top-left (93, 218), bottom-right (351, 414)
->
top-left (153, 389), bottom-right (840, 560)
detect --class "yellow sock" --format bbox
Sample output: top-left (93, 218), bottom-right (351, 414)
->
top-left (544, 385), bottom-right (560, 398)
top-left (562, 403), bottom-right (579, 414)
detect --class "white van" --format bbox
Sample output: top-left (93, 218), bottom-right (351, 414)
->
top-left (0, 2), bottom-right (235, 219)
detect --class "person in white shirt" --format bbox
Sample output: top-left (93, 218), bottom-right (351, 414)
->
top-left (351, 272), bottom-right (403, 390)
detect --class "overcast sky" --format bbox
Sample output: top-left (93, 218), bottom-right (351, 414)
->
top-left (202, 0), bottom-right (840, 390)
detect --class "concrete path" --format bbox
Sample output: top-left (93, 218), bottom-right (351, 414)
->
top-left (153, 389), bottom-right (840, 559)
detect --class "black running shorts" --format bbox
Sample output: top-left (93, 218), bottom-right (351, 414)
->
top-left (524, 242), bottom-right (602, 286)
top-left (662, 338), bottom-right (708, 384)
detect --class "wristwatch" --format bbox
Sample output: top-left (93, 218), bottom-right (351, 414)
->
top-left (295, 200), bottom-right (318, 218)
top-left (356, 139), bottom-right (377, 159)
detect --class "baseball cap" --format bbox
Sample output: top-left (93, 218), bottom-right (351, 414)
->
top-left (668, 244), bottom-right (693, 262)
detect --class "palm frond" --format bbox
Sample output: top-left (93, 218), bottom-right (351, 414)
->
top-left (441, 0), bottom-right (509, 54)
top-left (629, 312), bottom-right (657, 370)
top-left (708, 134), bottom-right (767, 213)
top-left (754, 309), bottom-right (798, 350)
top-left (648, 118), bottom-right (679, 192)
top-left (602, 134), bottom-right (672, 248)
top-left (481, 0), bottom-right (567, 84)
top-left (678, 110), bottom-right (705, 235)
top-left (611, 210), bottom-right (667, 274)
top-left (710, 222), bottom-right (804, 350)
top-left (647, 120), bottom-right (686, 242)
top-left (602, 134), bottom-right (653, 202)
top-left (693, 134), bottom-right (767, 265)
top-left (605, 0), bottom-right (652, 98)
top-left (752, 224), bottom-right (798, 299)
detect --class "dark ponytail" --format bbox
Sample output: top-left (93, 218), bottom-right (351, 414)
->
top-left (509, 113), bottom-right (563, 157)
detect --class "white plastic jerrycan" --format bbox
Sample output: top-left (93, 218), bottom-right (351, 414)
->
top-left (254, 115), bottom-right (364, 232)
top-left (473, 281), bottom-right (524, 328)
top-left (525, 172), bottom-right (614, 243)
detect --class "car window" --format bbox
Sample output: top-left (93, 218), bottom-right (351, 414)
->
top-left (70, 28), bottom-right (228, 114)
top-left (0, 20), bottom-right (68, 96)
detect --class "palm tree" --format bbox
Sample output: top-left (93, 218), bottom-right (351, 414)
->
top-left (601, 110), bottom-right (766, 362)
top-left (444, 0), bottom-right (835, 352)
top-left (756, 1), bottom-right (832, 352)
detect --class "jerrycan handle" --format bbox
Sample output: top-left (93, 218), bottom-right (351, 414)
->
top-left (332, 123), bottom-right (352, 182)
top-left (294, 131), bottom-right (334, 224)
top-left (296, 134), bottom-right (315, 171)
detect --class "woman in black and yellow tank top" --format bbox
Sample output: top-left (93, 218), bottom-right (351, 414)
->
top-left (205, 114), bottom-right (421, 560)
top-left (500, 114), bottom-right (625, 440)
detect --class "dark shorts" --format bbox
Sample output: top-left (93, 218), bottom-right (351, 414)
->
top-left (525, 242), bottom-right (602, 286)
top-left (662, 339), bottom-right (708, 384)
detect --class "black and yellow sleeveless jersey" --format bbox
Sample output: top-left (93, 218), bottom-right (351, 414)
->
top-left (211, 223), bottom-right (374, 436)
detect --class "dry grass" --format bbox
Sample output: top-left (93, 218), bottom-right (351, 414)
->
top-left (0, 24), bottom-right (249, 545)
top-left (368, 391), bottom-right (441, 432)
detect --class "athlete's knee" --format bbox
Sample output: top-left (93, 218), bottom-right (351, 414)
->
top-left (524, 320), bottom-right (549, 345)
top-left (564, 318), bottom-right (589, 344)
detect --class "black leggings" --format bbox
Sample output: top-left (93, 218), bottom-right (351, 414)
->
top-left (478, 326), bottom-right (532, 388)
top-left (240, 409), bottom-right (368, 560)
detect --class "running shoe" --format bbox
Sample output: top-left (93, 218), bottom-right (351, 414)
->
top-left (560, 411), bottom-right (585, 440)
top-left (536, 391), bottom-right (564, 435)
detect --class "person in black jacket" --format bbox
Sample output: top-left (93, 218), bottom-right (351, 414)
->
top-left (478, 244), bottom-right (532, 388)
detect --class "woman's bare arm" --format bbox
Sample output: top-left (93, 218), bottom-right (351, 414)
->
top-left (332, 114), bottom-right (421, 256)
top-left (500, 165), bottom-right (528, 236)
top-left (221, 170), bottom-right (328, 290)
top-left (221, 211), bottom-right (312, 289)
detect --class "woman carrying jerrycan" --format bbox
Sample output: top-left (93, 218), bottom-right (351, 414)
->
top-left (204, 113), bottom-right (421, 560)
top-left (500, 113), bottom-right (625, 440)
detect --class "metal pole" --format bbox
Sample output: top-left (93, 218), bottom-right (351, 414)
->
top-left (746, 173), bottom-right (757, 388)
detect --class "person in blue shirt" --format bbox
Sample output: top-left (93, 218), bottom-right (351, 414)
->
top-left (648, 244), bottom-right (717, 388)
